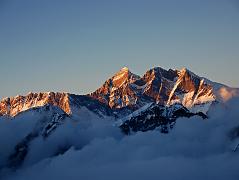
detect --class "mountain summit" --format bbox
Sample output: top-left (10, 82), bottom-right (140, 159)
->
top-left (89, 67), bottom-right (140, 108)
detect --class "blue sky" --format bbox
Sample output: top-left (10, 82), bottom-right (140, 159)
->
top-left (0, 0), bottom-right (238, 98)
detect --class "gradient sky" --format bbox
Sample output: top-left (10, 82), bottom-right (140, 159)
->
top-left (0, 0), bottom-right (239, 99)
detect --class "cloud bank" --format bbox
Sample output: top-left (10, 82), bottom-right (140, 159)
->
top-left (1, 98), bottom-right (239, 180)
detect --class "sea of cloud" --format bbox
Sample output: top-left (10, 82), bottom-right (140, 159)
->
top-left (0, 97), bottom-right (239, 180)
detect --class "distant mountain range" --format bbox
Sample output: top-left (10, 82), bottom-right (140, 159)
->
top-left (1, 66), bottom-right (238, 117)
top-left (0, 66), bottom-right (238, 168)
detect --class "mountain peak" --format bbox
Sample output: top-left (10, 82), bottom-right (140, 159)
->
top-left (113, 67), bottom-right (131, 79)
top-left (150, 66), bottom-right (164, 71)
top-left (112, 67), bottom-right (140, 87)
top-left (120, 66), bottom-right (129, 72)
top-left (179, 67), bottom-right (198, 77)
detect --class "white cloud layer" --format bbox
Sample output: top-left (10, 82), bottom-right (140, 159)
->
top-left (1, 98), bottom-right (239, 180)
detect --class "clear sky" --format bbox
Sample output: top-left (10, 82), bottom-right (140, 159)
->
top-left (0, 0), bottom-right (238, 99)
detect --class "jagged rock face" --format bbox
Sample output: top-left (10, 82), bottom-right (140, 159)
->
top-left (90, 67), bottom-right (179, 109)
top-left (141, 67), bottom-right (178, 103)
top-left (0, 92), bottom-right (113, 117)
top-left (90, 67), bottom-right (141, 109)
top-left (0, 92), bottom-right (71, 117)
top-left (90, 67), bottom-right (217, 113)
top-left (167, 68), bottom-right (215, 113)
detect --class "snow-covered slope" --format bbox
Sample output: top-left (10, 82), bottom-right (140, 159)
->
top-left (119, 103), bottom-right (207, 134)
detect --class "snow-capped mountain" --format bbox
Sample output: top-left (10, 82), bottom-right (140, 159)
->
top-left (90, 66), bottom-right (238, 114)
top-left (0, 66), bottom-right (238, 119)
top-left (0, 66), bottom-right (238, 171)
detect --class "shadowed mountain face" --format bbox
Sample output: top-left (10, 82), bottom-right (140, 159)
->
top-left (119, 103), bottom-right (207, 135)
